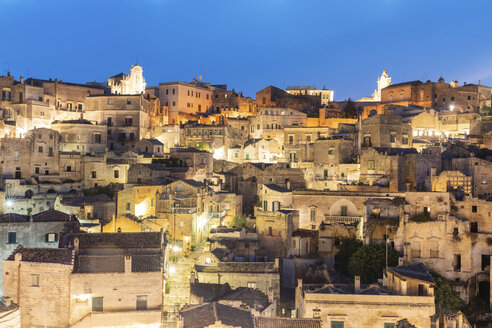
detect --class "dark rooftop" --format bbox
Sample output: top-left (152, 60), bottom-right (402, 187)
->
top-left (255, 317), bottom-right (321, 328)
top-left (171, 147), bottom-right (208, 153)
top-left (60, 194), bottom-right (114, 206)
top-left (62, 232), bottom-right (163, 249)
top-left (140, 138), bottom-right (164, 146)
top-left (7, 246), bottom-right (73, 265)
top-left (73, 254), bottom-right (161, 273)
top-left (0, 210), bottom-right (75, 223)
top-left (264, 184), bottom-right (291, 193)
top-left (388, 263), bottom-right (434, 284)
top-left (180, 302), bottom-right (254, 328)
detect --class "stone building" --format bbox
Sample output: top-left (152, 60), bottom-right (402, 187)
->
top-left (286, 86), bottom-right (334, 105)
top-left (256, 86), bottom-right (320, 113)
top-left (180, 122), bottom-right (249, 160)
top-left (232, 138), bottom-right (282, 163)
top-left (379, 77), bottom-right (491, 113)
top-left (156, 179), bottom-right (214, 245)
top-left (170, 147), bottom-right (214, 182)
top-left (0, 128), bottom-right (60, 182)
top-left (359, 147), bottom-right (414, 192)
top-left (0, 209), bottom-right (78, 290)
top-left (360, 114), bottom-right (412, 149)
top-left (226, 163), bottom-right (306, 215)
top-left (430, 170), bottom-right (472, 194)
top-left (84, 94), bottom-right (154, 151)
top-left (155, 79), bottom-right (214, 124)
top-left (51, 119), bottom-right (107, 154)
top-left (249, 107), bottom-right (308, 143)
top-left (210, 86), bottom-right (257, 118)
top-left (127, 163), bottom-right (172, 185)
top-left (2, 231), bottom-right (165, 327)
top-left (194, 259), bottom-right (281, 300)
top-left (135, 138), bottom-right (164, 157)
top-left (54, 194), bottom-right (115, 225)
top-left (296, 265), bottom-right (436, 328)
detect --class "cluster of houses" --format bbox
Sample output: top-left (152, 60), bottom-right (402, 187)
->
top-left (0, 67), bottom-right (490, 327)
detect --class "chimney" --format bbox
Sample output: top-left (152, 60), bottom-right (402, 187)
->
top-left (354, 276), bottom-right (360, 292)
top-left (74, 237), bottom-right (80, 256)
top-left (124, 255), bottom-right (132, 274)
top-left (274, 258), bottom-right (279, 269)
top-left (478, 80), bottom-right (481, 86)
top-left (20, 76), bottom-right (24, 84)
top-left (7, 72), bottom-right (10, 77)
top-left (14, 252), bottom-right (22, 262)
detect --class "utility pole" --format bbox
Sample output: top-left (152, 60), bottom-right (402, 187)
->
top-left (385, 225), bottom-right (389, 268)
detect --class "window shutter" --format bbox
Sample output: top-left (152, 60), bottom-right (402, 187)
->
top-left (45, 234), bottom-right (49, 242)
top-left (55, 233), bottom-right (59, 242)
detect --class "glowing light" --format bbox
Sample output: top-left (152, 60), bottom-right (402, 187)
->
top-left (197, 214), bottom-right (207, 229)
top-left (205, 257), bottom-right (211, 264)
top-left (74, 294), bottom-right (91, 301)
top-left (211, 224), bottom-right (218, 229)
top-left (184, 236), bottom-right (190, 242)
top-left (213, 146), bottom-right (225, 160)
top-left (449, 105), bottom-right (455, 112)
top-left (5, 200), bottom-right (13, 207)
top-left (135, 201), bottom-right (147, 217)
top-left (169, 266), bottom-right (176, 274)
top-left (172, 245), bottom-right (180, 253)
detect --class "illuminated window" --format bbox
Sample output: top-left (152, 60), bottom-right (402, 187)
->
top-left (368, 160), bottom-right (375, 170)
top-left (46, 233), bottom-right (57, 243)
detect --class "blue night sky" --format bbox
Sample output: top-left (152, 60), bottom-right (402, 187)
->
top-left (1, 0), bottom-right (492, 100)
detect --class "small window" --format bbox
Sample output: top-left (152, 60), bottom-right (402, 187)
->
top-left (127, 99), bottom-right (131, 105)
top-left (472, 206), bottom-right (477, 213)
top-left (31, 274), bottom-right (39, 287)
top-left (247, 282), bottom-right (256, 289)
top-left (453, 254), bottom-right (461, 272)
top-left (368, 160), bottom-right (375, 170)
top-left (341, 205), bottom-right (348, 216)
top-left (126, 203), bottom-right (131, 211)
top-left (92, 297), bottom-right (103, 312)
top-left (38, 146), bottom-right (43, 153)
top-left (114, 170), bottom-right (119, 179)
top-left (310, 208), bottom-right (316, 222)
top-left (108, 99), bottom-right (112, 105)
top-left (179, 221), bottom-right (184, 228)
top-left (92, 171), bottom-right (97, 179)
top-left (136, 295), bottom-right (147, 310)
top-left (331, 322), bottom-right (344, 328)
top-left (268, 227), bottom-right (273, 236)
top-left (46, 233), bottom-right (57, 242)
top-left (7, 232), bottom-right (16, 244)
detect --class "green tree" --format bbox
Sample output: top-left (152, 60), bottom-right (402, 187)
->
top-left (334, 237), bottom-right (363, 276)
top-left (195, 142), bottom-right (211, 152)
top-left (433, 274), bottom-right (463, 315)
top-left (231, 215), bottom-right (246, 229)
top-left (348, 244), bottom-right (399, 283)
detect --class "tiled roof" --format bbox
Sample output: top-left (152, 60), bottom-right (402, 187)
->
top-left (180, 302), bottom-right (254, 328)
top-left (264, 184), bottom-right (290, 193)
top-left (0, 210), bottom-right (75, 223)
top-left (74, 254), bottom-right (161, 273)
top-left (61, 194), bottom-right (113, 206)
top-left (222, 287), bottom-right (270, 311)
top-left (372, 147), bottom-right (418, 156)
top-left (141, 138), bottom-right (164, 145)
top-left (190, 283), bottom-right (233, 302)
top-left (183, 179), bottom-right (206, 188)
top-left (255, 317), bottom-right (321, 328)
top-left (32, 210), bottom-right (74, 222)
top-left (388, 263), bottom-right (434, 284)
top-left (307, 283), bottom-right (392, 295)
top-left (63, 232), bottom-right (162, 249)
top-left (0, 213), bottom-right (29, 223)
top-left (0, 299), bottom-right (18, 313)
top-left (7, 246), bottom-right (73, 265)
top-left (195, 262), bottom-right (278, 273)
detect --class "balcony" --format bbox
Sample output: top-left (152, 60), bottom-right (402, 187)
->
top-left (324, 215), bottom-right (362, 224)
top-left (211, 210), bottom-right (226, 218)
top-left (172, 207), bottom-right (197, 214)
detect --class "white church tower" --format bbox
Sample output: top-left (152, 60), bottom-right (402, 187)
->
top-left (108, 64), bottom-right (147, 95)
